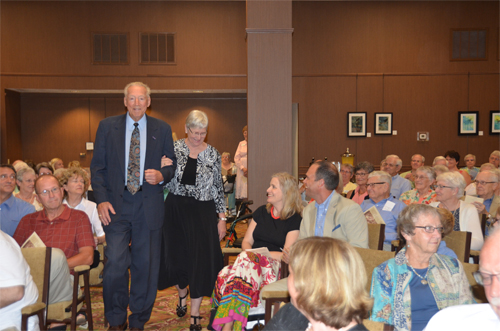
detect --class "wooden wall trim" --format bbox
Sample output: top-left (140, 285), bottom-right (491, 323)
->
top-left (0, 73), bottom-right (247, 78)
top-left (246, 28), bottom-right (294, 34)
top-left (293, 72), bottom-right (499, 78)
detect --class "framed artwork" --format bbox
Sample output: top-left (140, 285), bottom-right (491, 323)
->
top-left (374, 113), bottom-right (393, 135)
top-left (490, 110), bottom-right (500, 134)
top-left (347, 112), bottom-right (367, 137)
top-left (458, 111), bottom-right (479, 135)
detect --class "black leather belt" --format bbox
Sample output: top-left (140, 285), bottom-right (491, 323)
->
top-left (124, 186), bottom-right (142, 192)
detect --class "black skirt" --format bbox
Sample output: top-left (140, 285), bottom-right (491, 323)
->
top-left (158, 193), bottom-right (224, 298)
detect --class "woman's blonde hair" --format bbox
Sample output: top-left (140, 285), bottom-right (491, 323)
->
top-left (265, 172), bottom-right (303, 220)
top-left (59, 167), bottom-right (90, 197)
top-left (289, 237), bottom-right (372, 328)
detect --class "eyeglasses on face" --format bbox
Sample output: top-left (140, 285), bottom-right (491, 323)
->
top-left (473, 271), bottom-right (500, 286)
top-left (366, 182), bottom-right (386, 188)
top-left (415, 226), bottom-right (444, 234)
top-left (355, 172), bottom-right (368, 177)
top-left (435, 185), bottom-right (453, 190)
top-left (37, 187), bottom-right (60, 196)
top-left (414, 175), bottom-right (429, 180)
top-left (188, 128), bottom-right (207, 138)
top-left (476, 181), bottom-right (496, 186)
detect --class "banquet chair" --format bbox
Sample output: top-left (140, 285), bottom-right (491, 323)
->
top-left (367, 223), bottom-right (386, 250)
top-left (442, 230), bottom-right (471, 263)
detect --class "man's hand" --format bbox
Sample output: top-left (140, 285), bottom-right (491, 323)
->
top-left (281, 247), bottom-right (290, 264)
top-left (145, 169), bottom-right (164, 185)
top-left (97, 202), bottom-right (116, 226)
top-left (472, 201), bottom-right (486, 214)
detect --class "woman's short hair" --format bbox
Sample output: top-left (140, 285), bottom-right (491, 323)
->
top-left (242, 125), bottom-right (248, 133)
top-left (185, 110), bottom-right (208, 129)
top-left (16, 167), bottom-right (35, 182)
top-left (266, 172), bottom-right (303, 220)
top-left (444, 150), bottom-right (460, 163)
top-left (433, 165), bottom-right (449, 176)
top-left (50, 158), bottom-right (62, 168)
top-left (397, 204), bottom-right (444, 238)
top-left (289, 237), bottom-right (372, 328)
top-left (491, 150), bottom-right (500, 158)
top-left (222, 152), bottom-right (230, 158)
top-left (124, 82), bottom-right (151, 98)
top-left (354, 161), bottom-right (374, 175)
top-left (385, 155), bottom-right (402, 167)
top-left (341, 163), bottom-right (355, 175)
top-left (464, 154), bottom-right (476, 162)
top-left (480, 163), bottom-right (496, 171)
top-left (368, 171), bottom-right (392, 186)
top-left (35, 162), bottom-right (54, 175)
top-left (68, 160), bottom-right (81, 168)
top-left (59, 167), bottom-right (90, 197)
top-left (432, 156), bottom-right (448, 166)
top-left (436, 171), bottom-right (466, 198)
top-left (416, 166), bottom-right (436, 181)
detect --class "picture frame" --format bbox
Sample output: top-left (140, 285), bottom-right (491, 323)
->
top-left (347, 112), bottom-right (367, 137)
top-left (374, 112), bottom-right (393, 135)
top-left (490, 110), bottom-right (500, 135)
top-left (458, 111), bottom-right (479, 135)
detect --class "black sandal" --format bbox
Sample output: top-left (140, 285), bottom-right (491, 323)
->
top-left (176, 288), bottom-right (189, 317)
top-left (189, 315), bottom-right (203, 331)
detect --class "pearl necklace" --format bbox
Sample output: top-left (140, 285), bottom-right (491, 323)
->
top-left (406, 256), bottom-right (430, 285)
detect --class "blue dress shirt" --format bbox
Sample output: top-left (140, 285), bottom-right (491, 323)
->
top-left (0, 195), bottom-right (36, 236)
top-left (391, 175), bottom-right (412, 199)
top-left (361, 196), bottom-right (406, 243)
top-left (314, 191), bottom-right (335, 236)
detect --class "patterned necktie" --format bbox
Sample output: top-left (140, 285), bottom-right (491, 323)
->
top-left (127, 123), bottom-right (140, 194)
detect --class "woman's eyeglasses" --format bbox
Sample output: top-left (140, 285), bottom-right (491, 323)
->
top-left (415, 226), bottom-right (444, 233)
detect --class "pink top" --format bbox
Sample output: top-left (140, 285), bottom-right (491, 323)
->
top-left (351, 186), bottom-right (368, 205)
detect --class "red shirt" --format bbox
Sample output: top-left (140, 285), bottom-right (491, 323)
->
top-left (13, 205), bottom-right (95, 260)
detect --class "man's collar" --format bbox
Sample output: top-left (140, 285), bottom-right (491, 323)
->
top-left (38, 205), bottom-right (71, 222)
top-left (315, 190), bottom-right (335, 208)
top-left (126, 112), bottom-right (147, 129)
top-left (370, 195), bottom-right (391, 205)
top-left (0, 194), bottom-right (15, 207)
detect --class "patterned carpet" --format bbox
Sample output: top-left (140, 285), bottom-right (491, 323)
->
top-left (84, 220), bottom-right (248, 331)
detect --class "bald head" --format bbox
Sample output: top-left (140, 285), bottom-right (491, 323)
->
top-left (480, 227), bottom-right (500, 318)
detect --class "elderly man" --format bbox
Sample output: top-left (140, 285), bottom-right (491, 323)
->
top-left (425, 226), bottom-right (500, 330)
top-left (0, 164), bottom-right (35, 236)
top-left (383, 155), bottom-right (412, 199)
top-left (472, 170), bottom-right (500, 234)
top-left (360, 171), bottom-right (406, 250)
top-left (400, 154), bottom-right (425, 184)
top-left (432, 156), bottom-right (448, 167)
top-left (91, 82), bottom-right (176, 331)
top-left (490, 150), bottom-right (500, 168)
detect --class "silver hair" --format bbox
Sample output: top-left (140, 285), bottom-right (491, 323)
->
top-left (490, 150), bottom-right (500, 158)
top-left (368, 171), bottom-right (392, 187)
top-left (432, 156), bottom-right (448, 166)
top-left (416, 166), bottom-right (436, 181)
top-left (464, 154), bottom-right (476, 162)
top-left (478, 170), bottom-right (500, 183)
top-left (341, 163), bottom-right (355, 175)
top-left (412, 154), bottom-right (425, 163)
top-left (436, 172), bottom-right (466, 198)
top-left (124, 82), bottom-right (151, 98)
top-left (186, 110), bottom-right (209, 129)
top-left (385, 155), bottom-right (402, 167)
top-left (16, 166), bottom-right (36, 181)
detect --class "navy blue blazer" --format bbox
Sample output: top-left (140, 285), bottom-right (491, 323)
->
top-left (90, 113), bottom-right (176, 230)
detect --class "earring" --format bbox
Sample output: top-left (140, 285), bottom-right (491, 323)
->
top-left (407, 243), bottom-right (410, 248)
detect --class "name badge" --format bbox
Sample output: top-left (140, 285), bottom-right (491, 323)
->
top-left (383, 201), bottom-right (395, 212)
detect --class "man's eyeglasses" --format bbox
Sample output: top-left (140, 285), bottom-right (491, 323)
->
top-left (0, 174), bottom-right (16, 180)
top-left (366, 182), bottom-right (386, 188)
top-left (188, 128), bottom-right (207, 138)
top-left (473, 271), bottom-right (500, 286)
top-left (415, 226), bottom-right (444, 234)
top-left (37, 187), bottom-right (60, 196)
top-left (476, 181), bottom-right (496, 186)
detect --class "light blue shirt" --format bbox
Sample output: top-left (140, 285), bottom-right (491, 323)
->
top-left (314, 191), bottom-right (336, 236)
top-left (390, 175), bottom-right (412, 199)
top-left (125, 113), bottom-right (147, 186)
top-left (361, 195), bottom-right (406, 243)
top-left (0, 195), bottom-right (35, 236)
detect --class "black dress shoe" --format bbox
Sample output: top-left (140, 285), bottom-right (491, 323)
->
top-left (108, 322), bottom-right (127, 330)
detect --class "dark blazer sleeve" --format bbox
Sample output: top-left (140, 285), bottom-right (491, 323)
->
top-left (158, 122), bottom-right (176, 184)
top-left (91, 118), bottom-right (113, 205)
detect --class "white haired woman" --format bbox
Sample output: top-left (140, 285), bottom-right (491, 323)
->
top-left (158, 110), bottom-right (226, 331)
top-left (400, 166), bottom-right (437, 206)
top-left (430, 172), bottom-right (483, 250)
top-left (14, 167), bottom-right (43, 211)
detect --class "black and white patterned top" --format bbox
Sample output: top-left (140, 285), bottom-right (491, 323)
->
top-left (166, 139), bottom-right (225, 213)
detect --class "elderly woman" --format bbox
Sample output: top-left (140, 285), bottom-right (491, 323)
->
top-left (158, 110), bottom-right (226, 331)
top-left (234, 125), bottom-right (248, 200)
top-left (399, 166), bottom-right (437, 206)
top-left (35, 162), bottom-right (54, 176)
top-left (346, 161), bottom-right (374, 204)
top-left (50, 157), bottom-right (64, 170)
top-left (429, 172), bottom-right (483, 250)
top-left (444, 150), bottom-right (472, 186)
top-left (14, 167), bottom-right (43, 211)
top-left (221, 152), bottom-right (237, 213)
top-left (460, 154), bottom-right (479, 180)
top-left (489, 150), bottom-right (500, 168)
top-left (211, 172), bottom-right (302, 331)
top-left (60, 167), bottom-right (105, 245)
top-left (265, 237), bottom-right (373, 331)
top-left (370, 204), bottom-right (474, 331)
top-left (340, 163), bottom-right (357, 195)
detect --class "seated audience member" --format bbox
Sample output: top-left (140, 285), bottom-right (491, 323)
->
top-left (444, 150), bottom-right (472, 186)
top-left (382, 154), bottom-right (412, 199)
top-left (461, 154), bottom-right (480, 180)
top-left (472, 170), bottom-right (500, 235)
top-left (489, 150), bottom-right (500, 168)
top-left (50, 158), bottom-right (64, 171)
top-left (211, 173), bottom-right (302, 331)
top-left (465, 163), bottom-right (497, 196)
top-left (12, 160), bottom-right (29, 172)
top-left (264, 237), bottom-right (373, 331)
top-left (433, 208), bottom-right (458, 259)
top-left (14, 167), bottom-right (43, 211)
top-left (0, 164), bottom-right (36, 236)
top-left (53, 168), bottom-right (65, 181)
top-left (67, 160), bottom-right (80, 168)
top-left (221, 152), bottom-right (237, 213)
top-left (0, 229), bottom-right (39, 331)
top-left (425, 226), bottom-right (500, 330)
top-left (432, 156), bottom-right (447, 167)
top-left (370, 204), bottom-right (474, 331)
top-left (492, 206), bottom-right (500, 229)
top-left (431, 165), bottom-right (449, 190)
top-left (60, 167), bottom-right (105, 245)
top-left (346, 161), bottom-right (374, 204)
top-left (400, 166), bottom-right (437, 206)
top-left (430, 172), bottom-right (483, 250)
top-left (340, 163), bottom-right (357, 194)
top-left (400, 154), bottom-right (425, 186)
top-left (35, 162), bottom-right (54, 177)
top-left (361, 171), bottom-right (406, 250)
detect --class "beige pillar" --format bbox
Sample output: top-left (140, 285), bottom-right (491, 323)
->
top-left (246, 0), bottom-right (293, 207)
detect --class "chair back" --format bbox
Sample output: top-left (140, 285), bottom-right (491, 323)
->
top-left (21, 247), bottom-right (51, 306)
top-left (480, 214), bottom-right (487, 237)
top-left (462, 262), bottom-right (487, 303)
top-left (354, 247), bottom-right (395, 292)
top-left (363, 319), bottom-right (395, 331)
top-left (367, 223), bottom-right (385, 250)
top-left (442, 231), bottom-right (471, 263)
